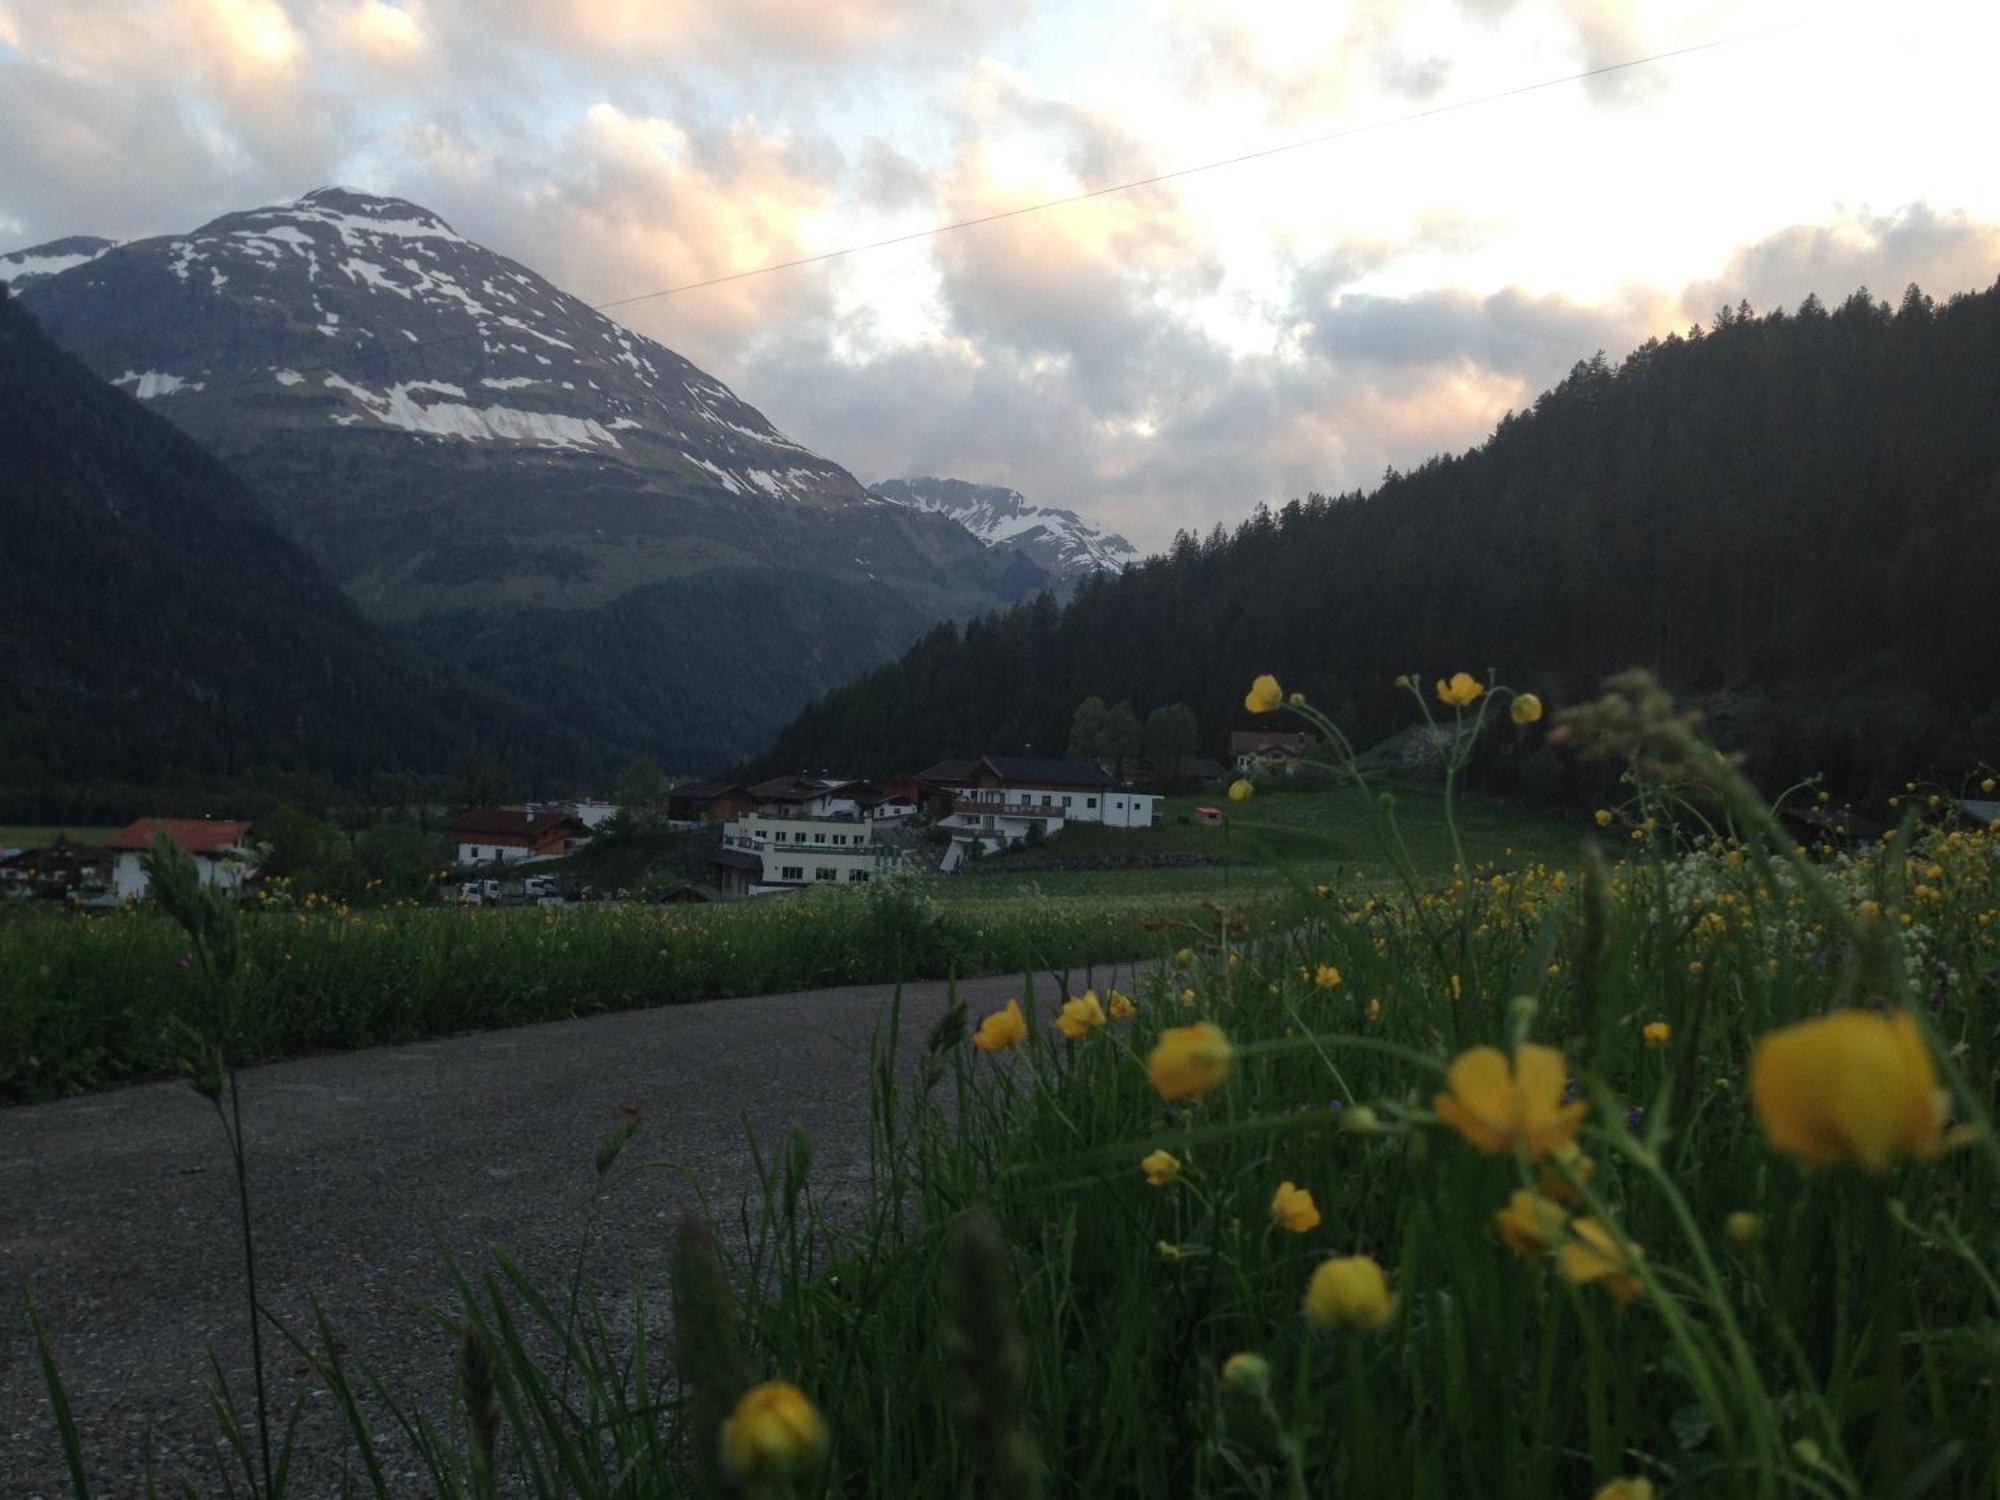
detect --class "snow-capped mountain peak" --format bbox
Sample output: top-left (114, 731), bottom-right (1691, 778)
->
top-left (16, 187), bottom-right (861, 506)
top-left (869, 477), bottom-right (1140, 578)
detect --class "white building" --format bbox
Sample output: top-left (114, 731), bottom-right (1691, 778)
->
top-left (928, 757), bottom-right (1159, 871)
top-left (712, 809), bottom-right (902, 895)
top-left (104, 818), bottom-right (257, 902)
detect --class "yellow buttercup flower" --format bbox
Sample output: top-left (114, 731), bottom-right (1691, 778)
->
top-left (1314, 963), bottom-right (1342, 990)
top-left (1364, 997), bottom-right (1381, 1022)
top-left (1108, 989), bottom-right (1137, 1020)
top-left (1244, 673), bottom-right (1284, 714)
top-left (1303, 1256), bottom-right (1396, 1332)
top-left (1558, 1219), bottom-right (1644, 1303)
top-left (1750, 1009), bottom-right (1947, 1173)
top-left (1220, 1351), bottom-right (1271, 1397)
top-left (1510, 692), bottom-right (1544, 725)
top-left (1983, 777), bottom-right (1996, 794)
top-left (1174, 947), bottom-right (1196, 967)
top-left (1056, 990), bottom-right (1108, 1040)
top-left (1141, 1149), bottom-right (1181, 1186)
top-left (1434, 1043), bottom-right (1587, 1159)
top-left (1270, 1181), bottom-right (1322, 1234)
top-left (1147, 1022), bottom-right (1233, 1100)
top-left (1642, 1020), bottom-right (1671, 1048)
top-left (1593, 1480), bottom-right (1656, 1500)
top-left (1228, 778), bottom-right (1255, 803)
top-left (972, 998), bottom-right (1028, 1053)
top-left (1435, 671), bottom-right (1484, 708)
top-left (1594, 808), bottom-right (1614, 828)
top-left (1494, 1189), bottom-right (1568, 1258)
top-left (720, 1381), bottom-right (827, 1482)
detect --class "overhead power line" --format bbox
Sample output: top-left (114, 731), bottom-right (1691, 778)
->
top-left (590, 17), bottom-right (1808, 311)
top-left (77, 16), bottom-right (1806, 405)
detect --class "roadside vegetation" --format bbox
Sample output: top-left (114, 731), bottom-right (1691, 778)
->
top-left (24, 668), bottom-right (2000, 1497)
top-left (0, 780), bottom-right (1572, 1103)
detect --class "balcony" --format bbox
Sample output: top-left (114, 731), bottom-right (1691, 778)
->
top-left (951, 798), bottom-right (1070, 819)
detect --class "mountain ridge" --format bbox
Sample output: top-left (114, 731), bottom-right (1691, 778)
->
top-left (13, 188), bottom-right (1052, 768)
top-left (868, 476), bottom-right (1141, 580)
top-left (754, 280), bottom-right (2000, 792)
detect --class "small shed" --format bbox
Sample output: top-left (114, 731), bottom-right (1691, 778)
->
top-left (1195, 806), bottom-right (1223, 826)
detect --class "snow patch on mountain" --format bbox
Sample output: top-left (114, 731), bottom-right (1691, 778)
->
top-left (869, 477), bottom-right (1141, 578)
top-left (114, 370), bottom-right (204, 399)
top-left (0, 236), bottom-right (121, 293)
top-left (321, 374), bottom-right (624, 450)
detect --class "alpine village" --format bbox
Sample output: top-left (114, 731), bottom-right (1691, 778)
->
top-left (5, 6), bottom-right (2000, 1498)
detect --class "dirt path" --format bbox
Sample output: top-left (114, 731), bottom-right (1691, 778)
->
top-left (0, 963), bottom-right (1138, 1494)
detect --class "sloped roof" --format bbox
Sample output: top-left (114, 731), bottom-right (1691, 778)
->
top-left (978, 756), bottom-right (1115, 789)
top-left (1228, 730), bottom-right (1316, 756)
top-left (748, 775), bottom-right (833, 802)
top-left (105, 818), bottom-right (255, 854)
top-left (670, 781), bottom-right (750, 801)
top-left (916, 759), bottom-right (979, 784)
top-left (449, 808), bottom-right (586, 838)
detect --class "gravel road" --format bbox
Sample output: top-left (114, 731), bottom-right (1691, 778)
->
top-left (0, 963), bottom-right (1137, 1494)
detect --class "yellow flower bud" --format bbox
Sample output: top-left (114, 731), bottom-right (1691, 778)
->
top-left (1220, 1351), bottom-right (1271, 1398)
top-left (1244, 674), bottom-right (1283, 714)
top-left (1724, 1211), bottom-right (1765, 1247)
top-left (1494, 1188), bottom-right (1568, 1258)
top-left (1270, 1180), bottom-right (1322, 1234)
top-left (1303, 1255), bottom-right (1397, 1332)
top-left (1642, 1021), bottom-right (1671, 1048)
top-left (1227, 778), bottom-right (1255, 803)
top-left (1055, 990), bottom-right (1107, 1039)
top-left (720, 1381), bottom-right (826, 1482)
top-left (972, 999), bottom-right (1027, 1053)
top-left (1510, 692), bottom-right (1544, 725)
top-left (1141, 1149), bottom-right (1181, 1187)
top-left (1147, 1022), bottom-right (1232, 1101)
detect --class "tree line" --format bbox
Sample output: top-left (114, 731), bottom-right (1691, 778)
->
top-left (749, 279), bottom-right (2000, 802)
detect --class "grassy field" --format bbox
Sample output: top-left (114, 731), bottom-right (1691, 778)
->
top-left (24, 675), bottom-right (2000, 1496)
top-left (0, 824), bottom-right (119, 847)
top-left (0, 788), bottom-right (1578, 1102)
top-left (48, 682), bottom-right (2000, 1497)
top-left (0, 875), bottom-right (1286, 1102)
top-left (950, 787), bottom-right (1581, 900)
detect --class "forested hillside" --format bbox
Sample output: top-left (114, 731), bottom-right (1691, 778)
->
top-left (755, 281), bottom-right (2000, 794)
top-left (0, 295), bottom-right (596, 808)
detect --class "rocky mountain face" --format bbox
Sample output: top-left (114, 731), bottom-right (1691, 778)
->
top-left (12, 189), bottom-right (1048, 767)
top-left (870, 476), bottom-right (1141, 580)
top-left (0, 290), bottom-right (590, 798)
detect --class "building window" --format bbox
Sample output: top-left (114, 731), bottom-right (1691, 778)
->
top-left (815, 867), bottom-right (837, 881)
top-left (1087, 798), bottom-right (1097, 809)
top-left (781, 865), bottom-right (804, 881)
top-left (1063, 796), bottom-right (1072, 808)
top-left (850, 870), bottom-right (870, 882)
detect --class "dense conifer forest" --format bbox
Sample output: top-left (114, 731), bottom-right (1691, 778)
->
top-left (0, 296), bottom-right (592, 814)
top-left (752, 281), bottom-right (2000, 797)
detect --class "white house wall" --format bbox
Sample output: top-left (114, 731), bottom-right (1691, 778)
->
top-left (113, 850), bottom-right (251, 901)
top-left (457, 842), bottom-right (534, 865)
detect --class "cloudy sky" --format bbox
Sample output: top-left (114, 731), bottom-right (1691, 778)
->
top-left (3, 0), bottom-right (1997, 551)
